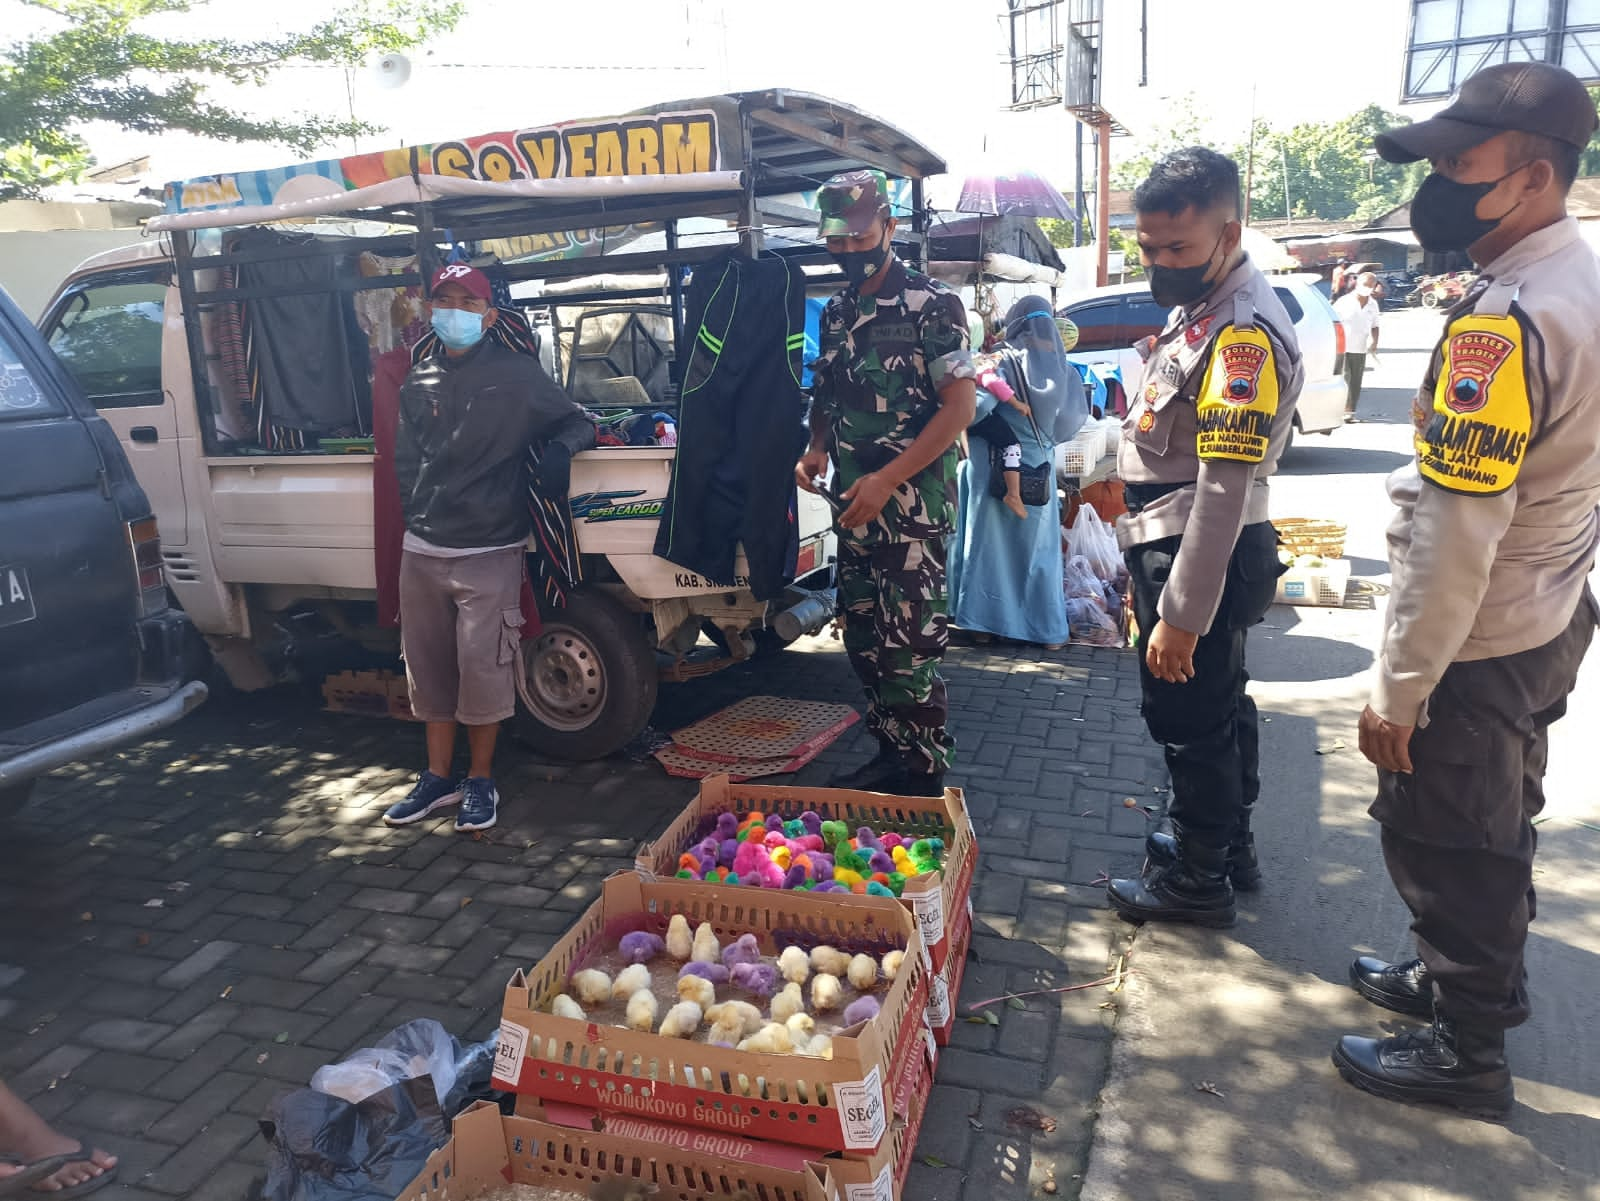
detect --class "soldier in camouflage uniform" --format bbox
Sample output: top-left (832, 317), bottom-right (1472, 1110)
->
top-left (797, 169), bottom-right (978, 797)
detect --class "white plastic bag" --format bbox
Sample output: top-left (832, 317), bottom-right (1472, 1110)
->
top-left (1066, 505), bottom-right (1122, 582)
top-left (1063, 554), bottom-right (1104, 600)
top-left (1066, 597), bottom-right (1121, 646)
top-left (310, 1018), bottom-right (462, 1107)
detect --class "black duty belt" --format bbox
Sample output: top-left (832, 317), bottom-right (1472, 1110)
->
top-left (1124, 481), bottom-right (1195, 514)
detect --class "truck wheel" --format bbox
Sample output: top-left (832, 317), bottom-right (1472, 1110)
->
top-left (511, 590), bottom-right (658, 761)
top-left (0, 780), bottom-right (35, 818)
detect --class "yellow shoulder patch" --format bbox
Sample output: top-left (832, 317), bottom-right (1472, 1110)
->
top-left (1195, 324), bottom-right (1278, 463)
top-left (1415, 314), bottom-right (1531, 496)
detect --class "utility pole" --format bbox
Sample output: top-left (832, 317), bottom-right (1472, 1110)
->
top-left (1282, 145), bottom-right (1292, 230)
top-left (1242, 85), bottom-right (1256, 226)
top-left (1097, 115), bottom-right (1112, 286)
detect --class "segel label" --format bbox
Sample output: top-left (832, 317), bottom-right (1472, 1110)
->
top-left (833, 1065), bottom-right (887, 1150)
top-left (911, 890), bottom-right (945, 963)
top-left (493, 1019), bottom-right (529, 1086)
top-left (843, 1163), bottom-right (896, 1201)
top-left (925, 974), bottom-right (951, 1029)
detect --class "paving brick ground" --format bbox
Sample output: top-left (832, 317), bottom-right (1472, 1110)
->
top-left (0, 632), bottom-right (1154, 1200)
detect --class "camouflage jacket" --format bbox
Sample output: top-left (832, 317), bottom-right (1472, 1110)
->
top-left (810, 257), bottom-right (974, 548)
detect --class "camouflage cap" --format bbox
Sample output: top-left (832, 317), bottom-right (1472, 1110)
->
top-left (818, 169), bottom-right (891, 238)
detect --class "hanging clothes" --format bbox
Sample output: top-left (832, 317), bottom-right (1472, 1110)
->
top-left (653, 251), bottom-right (808, 602)
top-left (353, 252), bottom-right (428, 357)
top-left (227, 228), bottom-right (370, 450)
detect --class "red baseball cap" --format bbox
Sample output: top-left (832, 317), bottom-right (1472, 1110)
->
top-left (430, 262), bottom-right (493, 302)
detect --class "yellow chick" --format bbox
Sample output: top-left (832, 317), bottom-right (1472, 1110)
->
top-left (810, 946), bottom-right (851, 977)
top-left (551, 993), bottom-right (587, 1021)
top-left (811, 972), bottom-right (843, 1012)
top-left (880, 950), bottom-right (907, 982)
top-left (572, 969), bottom-right (613, 1007)
top-left (737, 1022), bottom-right (794, 1054)
top-left (612, 963), bottom-right (651, 1001)
top-left (677, 974), bottom-right (716, 1013)
top-left (785, 1012), bottom-right (816, 1052)
top-left (777, 945), bottom-right (811, 985)
top-left (625, 989), bottom-right (659, 1032)
top-left (770, 982), bottom-right (805, 1025)
top-left (658, 1001), bottom-right (703, 1039)
top-left (665, 913), bottom-right (693, 960)
top-left (706, 1000), bottom-right (764, 1039)
top-left (847, 954), bottom-right (879, 992)
top-left (690, 921), bottom-right (721, 965)
top-left (707, 1010), bottom-right (747, 1046)
top-left (802, 1035), bottom-right (834, 1060)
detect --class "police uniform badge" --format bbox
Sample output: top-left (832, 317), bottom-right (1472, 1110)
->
top-left (1415, 313), bottom-right (1530, 496)
top-left (1194, 325), bottom-right (1279, 463)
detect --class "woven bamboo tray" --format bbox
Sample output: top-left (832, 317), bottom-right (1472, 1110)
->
top-left (1275, 518), bottom-right (1347, 559)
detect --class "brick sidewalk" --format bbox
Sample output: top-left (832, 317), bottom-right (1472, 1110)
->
top-left (0, 635), bottom-right (1154, 1201)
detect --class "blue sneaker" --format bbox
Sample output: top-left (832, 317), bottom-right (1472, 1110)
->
top-left (455, 776), bottom-right (499, 832)
top-left (383, 771), bottom-right (463, 827)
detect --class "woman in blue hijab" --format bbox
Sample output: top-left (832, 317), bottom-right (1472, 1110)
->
top-left (948, 295), bottom-right (1089, 647)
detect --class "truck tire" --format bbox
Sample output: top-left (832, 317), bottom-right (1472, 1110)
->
top-left (511, 589), bottom-right (658, 761)
top-left (0, 780), bottom-right (35, 818)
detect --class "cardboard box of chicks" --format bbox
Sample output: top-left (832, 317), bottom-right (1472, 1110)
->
top-left (395, 1098), bottom-right (837, 1201)
top-left (634, 775), bottom-right (977, 976)
top-left (492, 873), bottom-right (930, 1156)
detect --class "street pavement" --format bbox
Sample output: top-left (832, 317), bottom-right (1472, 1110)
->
top-left (6, 307), bottom-right (1593, 1201)
top-left (0, 596), bottom-right (1149, 1198)
top-left (1083, 309), bottom-right (1600, 1201)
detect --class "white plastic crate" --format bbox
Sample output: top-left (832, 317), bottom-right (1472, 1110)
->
top-left (1100, 415), bottom-right (1122, 450)
top-left (1275, 558), bottom-right (1351, 607)
top-left (1057, 436), bottom-right (1097, 477)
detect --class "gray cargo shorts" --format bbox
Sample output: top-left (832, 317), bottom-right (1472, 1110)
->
top-left (399, 546), bottom-right (525, 725)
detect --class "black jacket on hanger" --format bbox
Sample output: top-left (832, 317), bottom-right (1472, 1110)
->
top-left (654, 251), bottom-right (808, 602)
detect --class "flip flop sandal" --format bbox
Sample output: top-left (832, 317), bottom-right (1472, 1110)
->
top-left (0, 1149), bottom-right (118, 1199)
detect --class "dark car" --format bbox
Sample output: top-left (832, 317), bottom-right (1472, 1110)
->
top-left (0, 284), bottom-right (205, 816)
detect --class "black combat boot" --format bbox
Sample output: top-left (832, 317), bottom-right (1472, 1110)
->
top-left (1333, 1012), bottom-right (1514, 1119)
top-left (1108, 838), bottom-right (1236, 927)
top-left (830, 738), bottom-right (905, 792)
top-left (1349, 955), bottom-right (1433, 1018)
top-left (1145, 821), bottom-right (1261, 892)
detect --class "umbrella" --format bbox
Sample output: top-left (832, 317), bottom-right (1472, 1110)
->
top-left (955, 169), bottom-right (1077, 222)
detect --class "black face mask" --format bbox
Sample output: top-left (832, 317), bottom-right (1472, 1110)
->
top-left (832, 231), bottom-right (891, 289)
top-left (1409, 166), bottom-right (1527, 254)
top-left (1148, 231), bottom-right (1227, 309)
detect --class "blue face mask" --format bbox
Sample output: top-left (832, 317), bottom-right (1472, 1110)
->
top-left (431, 306), bottom-right (487, 351)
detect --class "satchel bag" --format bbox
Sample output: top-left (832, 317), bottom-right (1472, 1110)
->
top-left (986, 402), bottom-right (1055, 508)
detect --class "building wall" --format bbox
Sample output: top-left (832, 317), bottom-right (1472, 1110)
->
top-left (0, 230), bottom-right (148, 320)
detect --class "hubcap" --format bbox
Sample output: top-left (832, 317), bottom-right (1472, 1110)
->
top-left (519, 624), bottom-right (605, 732)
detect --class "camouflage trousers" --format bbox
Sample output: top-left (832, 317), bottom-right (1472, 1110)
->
top-left (838, 537), bottom-right (955, 772)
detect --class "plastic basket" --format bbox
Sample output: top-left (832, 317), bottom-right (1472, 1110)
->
top-left (1057, 437), bottom-right (1097, 478)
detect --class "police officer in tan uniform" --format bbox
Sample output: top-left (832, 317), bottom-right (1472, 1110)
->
top-left (1334, 62), bottom-right (1600, 1119)
top-left (1105, 148), bottom-right (1303, 928)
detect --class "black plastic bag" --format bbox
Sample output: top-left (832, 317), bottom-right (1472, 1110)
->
top-left (260, 1074), bottom-right (445, 1201)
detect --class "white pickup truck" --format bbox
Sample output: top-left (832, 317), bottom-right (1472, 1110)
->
top-left (38, 90), bottom-right (949, 760)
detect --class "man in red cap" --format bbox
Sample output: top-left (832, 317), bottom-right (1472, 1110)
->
top-left (385, 263), bottom-right (594, 832)
top-left (1334, 61), bottom-right (1600, 1117)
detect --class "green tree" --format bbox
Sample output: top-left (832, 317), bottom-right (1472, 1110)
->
top-left (1240, 105), bottom-right (1423, 224)
top-left (1110, 94), bottom-right (1213, 192)
top-left (1, 0), bottom-right (463, 200)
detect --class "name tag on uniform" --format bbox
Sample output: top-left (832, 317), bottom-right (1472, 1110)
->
top-left (871, 321), bottom-right (916, 344)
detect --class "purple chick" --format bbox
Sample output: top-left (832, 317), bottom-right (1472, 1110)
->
top-left (855, 826), bottom-right (883, 852)
top-left (842, 995), bottom-right (881, 1027)
top-left (810, 852), bottom-right (834, 879)
top-left (868, 850), bottom-right (895, 875)
top-left (783, 864), bottom-right (810, 889)
top-left (717, 840), bottom-right (739, 869)
top-left (619, 931), bottom-right (665, 964)
top-left (679, 961), bottom-right (730, 984)
top-left (765, 814), bottom-right (786, 832)
top-left (730, 961), bottom-right (781, 998)
top-left (716, 812), bottom-right (739, 838)
top-left (722, 933), bottom-right (761, 968)
top-left (800, 811), bottom-right (822, 836)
